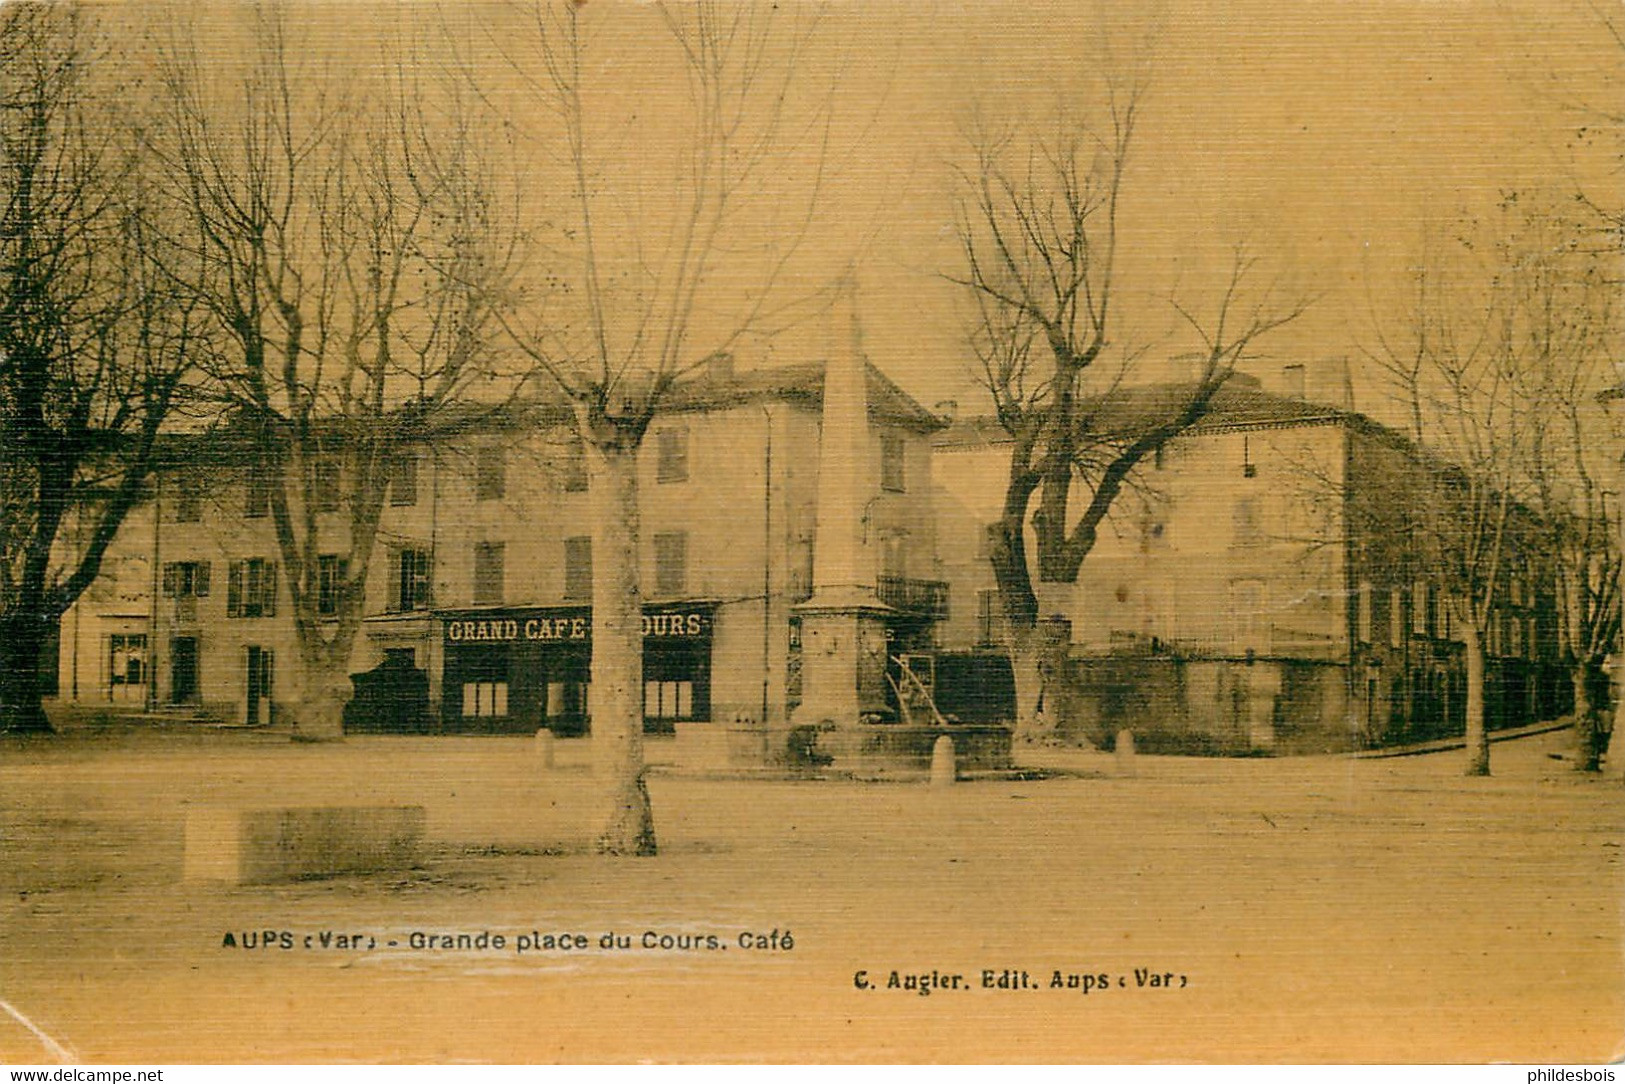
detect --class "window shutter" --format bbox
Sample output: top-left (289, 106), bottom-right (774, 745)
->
top-left (227, 562), bottom-right (243, 618)
top-left (195, 562), bottom-right (210, 597)
top-left (264, 562), bottom-right (278, 618)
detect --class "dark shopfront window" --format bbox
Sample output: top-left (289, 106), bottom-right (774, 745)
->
top-left (439, 605), bottom-right (713, 735)
top-left (446, 643), bottom-right (512, 728)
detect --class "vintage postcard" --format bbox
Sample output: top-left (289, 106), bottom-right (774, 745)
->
top-left (0, 0), bottom-right (1620, 1065)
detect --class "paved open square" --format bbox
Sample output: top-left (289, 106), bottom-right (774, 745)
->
top-left (0, 725), bottom-right (1618, 1063)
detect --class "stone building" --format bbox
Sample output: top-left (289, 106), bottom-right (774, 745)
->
top-left (932, 370), bottom-right (1568, 753)
top-left (47, 358), bottom-right (949, 749)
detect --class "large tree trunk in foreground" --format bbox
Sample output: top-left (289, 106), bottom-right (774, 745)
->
top-left (1010, 590), bottom-right (1080, 746)
top-left (288, 651), bottom-right (349, 743)
top-left (1009, 624), bottom-right (1045, 741)
top-left (1463, 623), bottom-right (1490, 777)
top-left (0, 610), bottom-right (54, 733)
top-left (588, 440), bottom-right (656, 856)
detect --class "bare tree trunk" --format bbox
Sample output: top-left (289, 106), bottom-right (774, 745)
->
top-left (1463, 622), bottom-right (1490, 776)
top-left (288, 649), bottom-right (348, 744)
top-left (0, 611), bottom-right (53, 733)
top-left (588, 439), bottom-right (656, 856)
top-left (1011, 602), bottom-right (1077, 745)
top-left (1008, 624), bottom-right (1046, 742)
top-left (1605, 669), bottom-right (1625, 783)
top-left (1571, 664), bottom-right (1601, 772)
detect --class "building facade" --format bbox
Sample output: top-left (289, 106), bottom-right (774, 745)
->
top-left (47, 359), bottom-right (1569, 754)
top-left (933, 371), bottom-right (1568, 753)
top-left (48, 360), bottom-right (949, 740)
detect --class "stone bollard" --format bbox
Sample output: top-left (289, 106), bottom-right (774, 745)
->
top-left (930, 735), bottom-right (956, 787)
top-left (534, 728), bottom-right (555, 769)
top-left (1115, 728), bottom-right (1136, 778)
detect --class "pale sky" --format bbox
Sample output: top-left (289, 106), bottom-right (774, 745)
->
top-left (815, 0), bottom-right (1623, 414)
top-left (147, 0), bottom-right (1623, 419)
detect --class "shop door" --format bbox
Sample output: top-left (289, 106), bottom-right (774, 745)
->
top-left (171, 637), bottom-right (199, 704)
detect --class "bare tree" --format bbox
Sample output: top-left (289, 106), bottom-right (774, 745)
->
top-left (152, 9), bottom-right (522, 741)
top-left (0, 5), bottom-right (199, 732)
top-left (1367, 206), bottom-right (1555, 776)
top-left (1567, 0), bottom-right (1625, 781)
top-left (492, 0), bottom-right (830, 854)
top-left (949, 88), bottom-right (1305, 743)
top-left (1509, 198), bottom-right (1621, 771)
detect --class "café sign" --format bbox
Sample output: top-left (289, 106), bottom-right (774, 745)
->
top-left (443, 606), bottom-right (710, 646)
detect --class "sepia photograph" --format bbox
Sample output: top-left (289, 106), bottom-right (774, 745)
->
top-left (0, 0), bottom-right (1621, 1065)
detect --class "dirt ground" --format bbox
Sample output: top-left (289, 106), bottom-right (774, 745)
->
top-left (0, 724), bottom-right (1618, 1064)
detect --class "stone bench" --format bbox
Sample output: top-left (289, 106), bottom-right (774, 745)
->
top-left (183, 805), bottom-right (425, 885)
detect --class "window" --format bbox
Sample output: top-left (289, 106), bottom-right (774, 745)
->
top-left (388, 454), bottom-right (419, 507)
top-left (173, 477), bottom-right (202, 523)
top-left (547, 680), bottom-right (590, 720)
top-left (1389, 588), bottom-right (1404, 648)
top-left (244, 471), bottom-right (273, 519)
top-left (564, 536), bottom-right (593, 600)
top-left (1357, 581), bottom-right (1372, 644)
top-left (881, 434), bottom-right (906, 493)
top-left (656, 428), bottom-right (688, 484)
top-left (316, 555), bottom-right (347, 618)
top-left (387, 548), bottom-right (432, 613)
top-left (644, 680), bottom-right (694, 720)
top-left (475, 445), bottom-right (506, 501)
top-left (654, 532), bottom-right (686, 597)
top-left (227, 559), bottom-right (278, 618)
top-left (563, 440), bottom-right (588, 493)
top-left (462, 681), bottom-right (509, 718)
top-left (108, 633), bottom-right (147, 687)
top-left (1232, 499), bottom-right (1261, 548)
top-left (311, 457), bottom-right (341, 513)
top-left (976, 588), bottom-right (1003, 646)
top-left (161, 561), bottom-right (211, 598)
top-left (473, 542), bottom-right (505, 606)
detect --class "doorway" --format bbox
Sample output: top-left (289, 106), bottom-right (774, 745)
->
top-left (245, 646), bottom-right (274, 725)
top-left (170, 637), bottom-right (199, 705)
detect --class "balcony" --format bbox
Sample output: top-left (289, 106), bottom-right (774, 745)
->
top-left (785, 572), bottom-right (950, 621)
top-left (877, 576), bottom-right (949, 620)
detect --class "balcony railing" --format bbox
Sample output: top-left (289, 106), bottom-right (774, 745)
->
top-left (877, 576), bottom-right (949, 620)
top-left (785, 572), bottom-right (950, 621)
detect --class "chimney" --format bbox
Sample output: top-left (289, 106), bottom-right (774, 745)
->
top-left (934, 399), bottom-right (958, 423)
top-left (1282, 363), bottom-right (1306, 401)
top-left (707, 352), bottom-right (734, 383)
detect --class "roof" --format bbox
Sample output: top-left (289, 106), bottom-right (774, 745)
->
top-left (661, 359), bottom-right (946, 432)
top-left (933, 377), bottom-right (1373, 451)
top-left (153, 358), bottom-right (945, 470)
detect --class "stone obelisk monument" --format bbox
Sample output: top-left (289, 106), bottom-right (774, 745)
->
top-left (793, 276), bottom-right (892, 729)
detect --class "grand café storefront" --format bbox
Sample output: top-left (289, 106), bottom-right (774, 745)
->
top-left (437, 603), bottom-right (716, 735)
